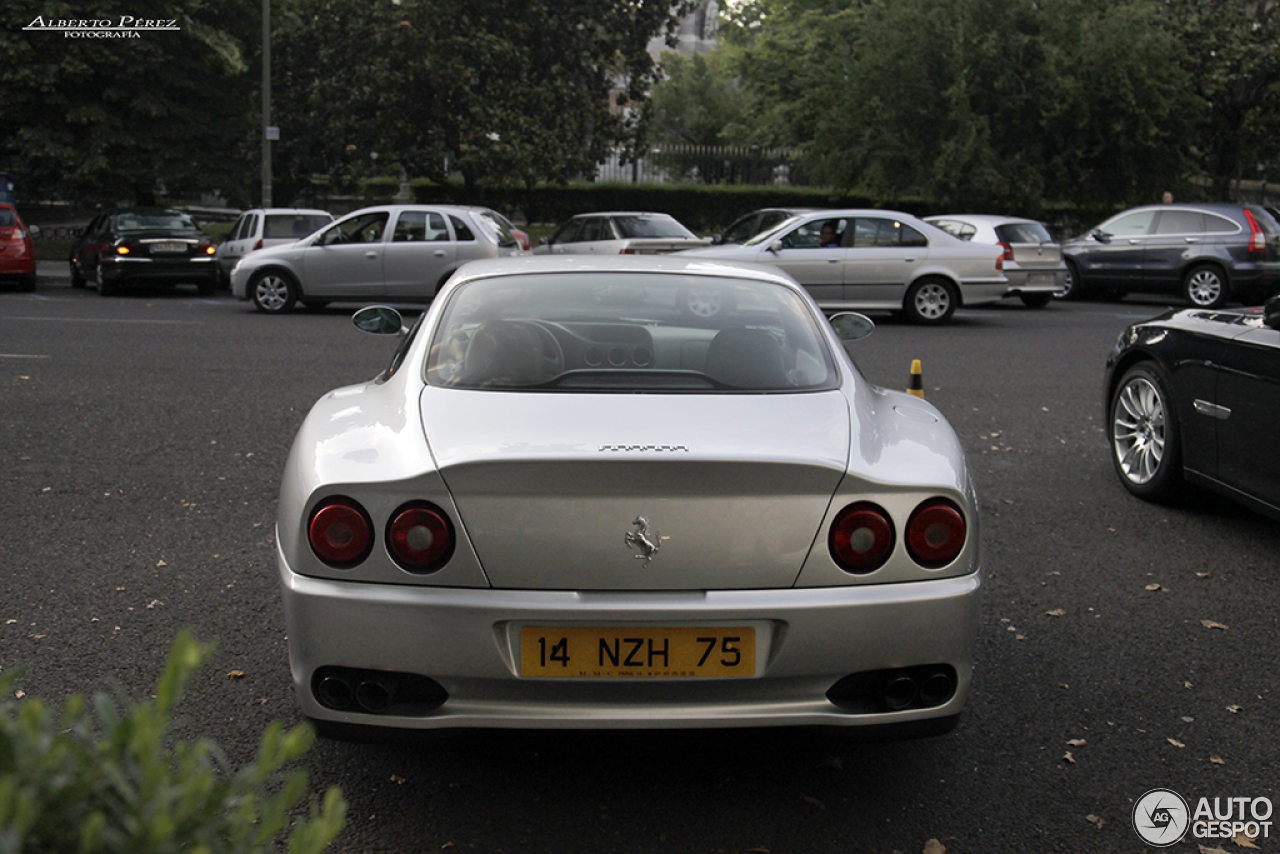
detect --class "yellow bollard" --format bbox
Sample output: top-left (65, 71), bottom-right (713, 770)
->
top-left (907, 359), bottom-right (924, 398)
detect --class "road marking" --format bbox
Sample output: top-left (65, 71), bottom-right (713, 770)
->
top-left (1, 354), bottom-right (51, 359)
top-left (0, 316), bottom-right (198, 325)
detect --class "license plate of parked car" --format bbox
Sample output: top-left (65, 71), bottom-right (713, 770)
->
top-left (150, 242), bottom-right (188, 253)
top-left (1027, 273), bottom-right (1056, 286)
top-left (520, 626), bottom-right (756, 678)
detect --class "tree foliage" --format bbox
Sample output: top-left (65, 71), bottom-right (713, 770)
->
top-left (0, 0), bottom-right (258, 204)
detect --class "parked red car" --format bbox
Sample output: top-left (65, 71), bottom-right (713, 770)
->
top-left (0, 203), bottom-right (37, 291)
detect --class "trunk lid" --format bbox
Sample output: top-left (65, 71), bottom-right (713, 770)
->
top-left (421, 388), bottom-right (850, 590)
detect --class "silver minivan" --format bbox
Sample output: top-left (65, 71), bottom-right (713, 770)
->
top-left (215, 208), bottom-right (334, 286)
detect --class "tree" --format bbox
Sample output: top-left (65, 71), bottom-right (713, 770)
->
top-left (272, 0), bottom-right (688, 199)
top-left (645, 48), bottom-right (753, 146)
top-left (0, 0), bottom-right (257, 204)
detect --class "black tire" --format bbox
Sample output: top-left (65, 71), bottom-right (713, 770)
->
top-left (197, 277), bottom-right (216, 296)
top-left (18, 274), bottom-right (36, 292)
top-left (97, 276), bottom-right (116, 297)
top-left (1019, 292), bottom-right (1053, 308)
top-left (70, 260), bottom-right (86, 289)
top-left (1058, 260), bottom-right (1082, 300)
top-left (250, 270), bottom-right (298, 313)
top-left (1183, 264), bottom-right (1228, 308)
top-left (1109, 363), bottom-right (1182, 502)
top-left (903, 278), bottom-right (958, 324)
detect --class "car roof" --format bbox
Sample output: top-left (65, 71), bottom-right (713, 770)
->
top-left (245, 208), bottom-right (332, 216)
top-left (569, 211), bottom-right (680, 218)
top-left (448, 253), bottom-right (804, 289)
top-left (925, 213), bottom-right (1042, 225)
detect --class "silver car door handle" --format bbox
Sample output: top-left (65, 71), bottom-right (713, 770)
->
top-left (903, 257), bottom-right (916, 262)
top-left (1185, 238), bottom-right (1199, 243)
top-left (433, 250), bottom-right (446, 257)
top-left (828, 258), bottom-right (840, 263)
top-left (365, 252), bottom-right (377, 259)
top-left (1128, 239), bottom-right (1140, 244)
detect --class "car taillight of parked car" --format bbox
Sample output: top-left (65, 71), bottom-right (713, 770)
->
top-left (115, 240), bottom-right (142, 255)
top-left (252, 239), bottom-right (263, 251)
top-left (905, 498), bottom-right (967, 568)
top-left (4, 228), bottom-right (25, 245)
top-left (197, 241), bottom-right (216, 256)
top-left (309, 497), bottom-right (374, 568)
top-left (997, 241), bottom-right (1015, 262)
top-left (1244, 209), bottom-right (1267, 254)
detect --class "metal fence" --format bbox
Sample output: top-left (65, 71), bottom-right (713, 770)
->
top-left (595, 145), bottom-right (812, 186)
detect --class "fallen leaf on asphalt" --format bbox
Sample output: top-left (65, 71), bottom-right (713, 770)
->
top-left (1210, 756), bottom-right (1226, 765)
top-left (157, 560), bottom-right (167, 567)
top-left (1201, 620), bottom-right (1228, 630)
top-left (1227, 705), bottom-right (1241, 714)
top-left (14, 690), bottom-right (25, 699)
top-left (1086, 815), bottom-right (1106, 829)
top-left (1186, 681), bottom-right (1194, 689)
top-left (1146, 583), bottom-right (1163, 591)
top-left (1063, 752), bottom-right (1076, 764)
top-left (923, 840), bottom-right (947, 854)
top-left (1196, 572), bottom-right (1210, 578)
top-left (390, 775), bottom-right (406, 785)
top-left (1046, 608), bottom-right (1066, 617)
top-left (1168, 738), bottom-right (1186, 748)
top-left (1060, 683), bottom-right (1069, 690)
top-left (1199, 845), bottom-right (1230, 854)
top-left (803, 795), bottom-right (825, 809)
top-left (226, 670), bottom-right (245, 680)
top-left (1067, 739), bottom-right (1087, 747)
top-left (1232, 832), bottom-right (1261, 849)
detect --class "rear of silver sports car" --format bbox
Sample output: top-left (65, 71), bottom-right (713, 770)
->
top-left (277, 387), bottom-right (982, 734)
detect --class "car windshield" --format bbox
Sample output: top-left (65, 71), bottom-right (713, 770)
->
top-left (614, 215), bottom-right (695, 239)
top-left (743, 215), bottom-right (808, 246)
top-left (472, 209), bottom-right (518, 247)
top-left (115, 212), bottom-right (198, 232)
top-left (995, 222), bottom-right (1053, 244)
top-left (0, 208), bottom-right (15, 227)
top-left (265, 214), bottom-right (331, 240)
top-left (426, 272), bottom-right (839, 393)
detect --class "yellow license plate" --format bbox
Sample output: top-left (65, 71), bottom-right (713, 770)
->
top-left (520, 626), bottom-right (756, 678)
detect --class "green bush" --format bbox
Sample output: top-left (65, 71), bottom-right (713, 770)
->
top-left (0, 630), bottom-right (346, 854)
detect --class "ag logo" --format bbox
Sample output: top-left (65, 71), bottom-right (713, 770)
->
top-left (1133, 788), bottom-right (1190, 847)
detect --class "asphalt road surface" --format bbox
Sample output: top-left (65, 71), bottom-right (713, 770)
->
top-left (2, 268), bottom-right (1276, 854)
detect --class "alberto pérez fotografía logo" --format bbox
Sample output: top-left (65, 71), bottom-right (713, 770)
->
top-left (1133, 788), bottom-right (1274, 847)
top-left (22, 15), bottom-right (180, 38)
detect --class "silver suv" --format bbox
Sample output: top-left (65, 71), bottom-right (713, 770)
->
top-left (230, 205), bottom-right (527, 313)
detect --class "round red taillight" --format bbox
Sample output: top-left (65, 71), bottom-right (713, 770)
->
top-left (308, 498), bottom-right (373, 568)
top-left (387, 502), bottom-right (454, 573)
top-left (905, 498), bottom-right (967, 568)
top-left (829, 502), bottom-right (895, 574)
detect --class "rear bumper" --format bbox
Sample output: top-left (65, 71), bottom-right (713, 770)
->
top-left (279, 537), bottom-right (982, 730)
top-left (1002, 268), bottom-right (1067, 295)
top-left (100, 255), bottom-right (216, 284)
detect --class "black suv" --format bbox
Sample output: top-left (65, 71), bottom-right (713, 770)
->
top-left (1061, 203), bottom-right (1280, 307)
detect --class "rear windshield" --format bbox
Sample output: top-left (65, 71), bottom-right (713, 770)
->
top-left (614, 215), bottom-right (695, 239)
top-left (994, 222), bottom-right (1053, 244)
top-left (265, 214), bottom-right (331, 240)
top-left (0, 209), bottom-right (14, 227)
top-left (472, 209), bottom-right (518, 248)
top-left (426, 272), bottom-right (839, 393)
top-left (114, 212), bottom-right (199, 232)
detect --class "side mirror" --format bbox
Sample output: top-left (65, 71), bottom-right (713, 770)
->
top-left (1091, 230), bottom-right (1110, 244)
top-left (1264, 294), bottom-right (1280, 330)
top-left (352, 305), bottom-right (406, 336)
top-left (768, 240), bottom-right (783, 253)
top-left (829, 311), bottom-right (875, 342)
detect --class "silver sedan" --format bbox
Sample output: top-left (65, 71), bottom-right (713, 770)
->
top-left (230, 204), bottom-right (526, 313)
top-left (679, 209), bottom-right (1007, 323)
top-left (532, 211), bottom-right (710, 256)
top-left (276, 255), bottom-right (981, 735)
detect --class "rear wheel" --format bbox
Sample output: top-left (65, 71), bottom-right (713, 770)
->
top-left (250, 270), bottom-right (298, 313)
top-left (1110, 363), bottom-right (1182, 502)
top-left (1183, 264), bottom-right (1228, 308)
top-left (1058, 260), bottom-right (1082, 300)
top-left (97, 275), bottom-right (116, 297)
top-left (70, 261), bottom-right (86, 289)
top-left (1020, 292), bottom-right (1053, 308)
top-left (903, 278), bottom-right (957, 324)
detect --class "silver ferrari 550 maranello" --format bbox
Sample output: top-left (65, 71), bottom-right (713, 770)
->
top-left (277, 255), bottom-right (982, 736)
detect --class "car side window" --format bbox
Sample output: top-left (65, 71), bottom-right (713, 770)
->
top-left (579, 218), bottom-right (610, 242)
top-left (1154, 210), bottom-right (1206, 235)
top-left (245, 213), bottom-right (261, 240)
top-left (1102, 211), bottom-right (1156, 238)
top-left (449, 215), bottom-right (475, 241)
top-left (228, 215), bottom-right (247, 241)
top-left (320, 212), bottom-right (389, 246)
top-left (932, 220), bottom-right (975, 241)
top-left (854, 218), bottom-right (919, 248)
top-left (552, 221), bottom-right (582, 244)
top-left (393, 211), bottom-right (448, 242)
top-left (1203, 213), bottom-right (1238, 235)
top-left (784, 218), bottom-right (847, 248)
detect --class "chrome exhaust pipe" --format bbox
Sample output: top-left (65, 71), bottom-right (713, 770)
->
top-left (883, 674), bottom-right (918, 710)
top-left (317, 674), bottom-right (356, 710)
top-left (918, 671), bottom-right (954, 707)
top-left (356, 674), bottom-right (399, 712)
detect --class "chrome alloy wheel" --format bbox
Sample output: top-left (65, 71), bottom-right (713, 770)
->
top-left (1185, 267), bottom-right (1225, 307)
top-left (911, 281), bottom-right (953, 321)
top-left (1112, 376), bottom-right (1166, 485)
top-left (252, 273), bottom-right (295, 313)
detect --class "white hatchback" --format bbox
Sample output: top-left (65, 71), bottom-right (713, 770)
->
top-left (214, 208), bottom-right (333, 286)
top-left (926, 214), bottom-right (1066, 307)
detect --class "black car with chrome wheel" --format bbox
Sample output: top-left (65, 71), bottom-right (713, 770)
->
top-left (1104, 294), bottom-right (1280, 519)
